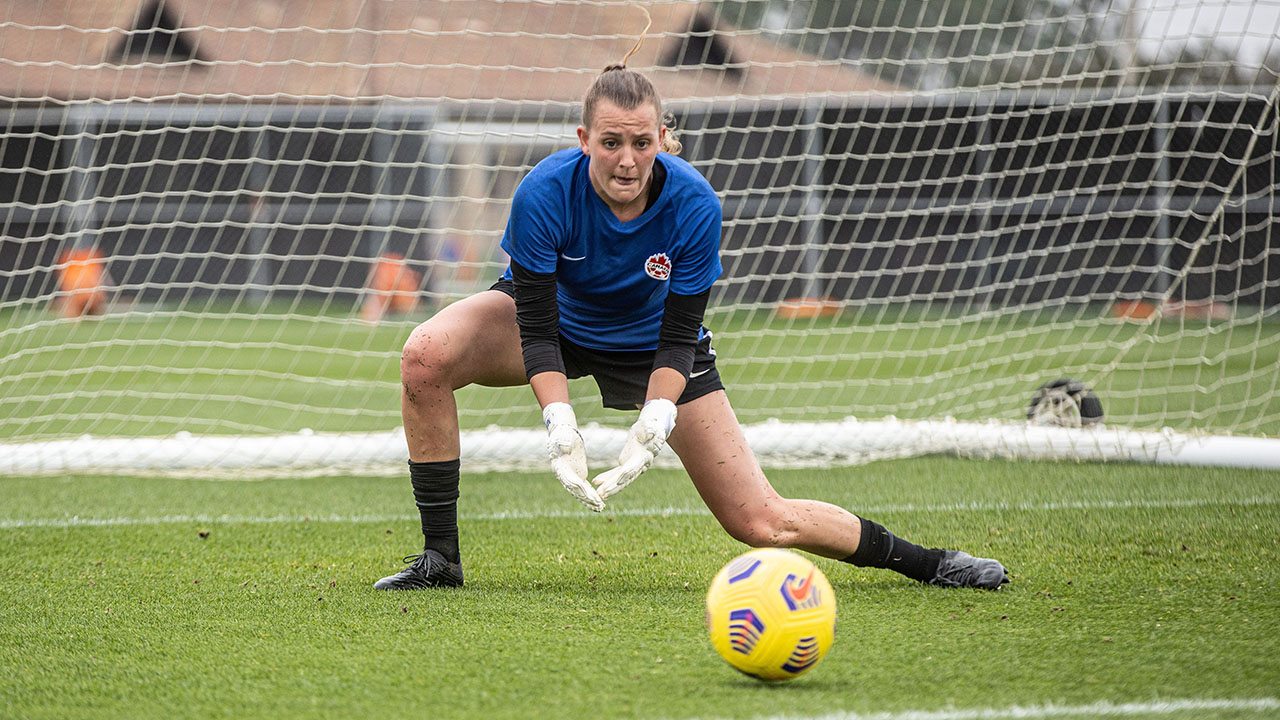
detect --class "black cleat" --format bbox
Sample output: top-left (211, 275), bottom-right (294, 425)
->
top-left (929, 550), bottom-right (1009, 590)
top-left (373, 549), bottom-right (464, 590)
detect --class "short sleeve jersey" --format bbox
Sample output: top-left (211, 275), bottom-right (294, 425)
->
top-left (500, 148), bottom-right (723, 351)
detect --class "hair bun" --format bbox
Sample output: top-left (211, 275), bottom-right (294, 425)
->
top-left (602, 64), bottom-right (627, 73)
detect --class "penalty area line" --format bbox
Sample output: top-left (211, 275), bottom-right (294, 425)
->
top-left (722, 697), bottom-right (1280, 720)
top-left (0, 495), bottom-right (1277, 530)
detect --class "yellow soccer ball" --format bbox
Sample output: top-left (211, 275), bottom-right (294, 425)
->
top-left (705, 548), bottom-right (837, 681)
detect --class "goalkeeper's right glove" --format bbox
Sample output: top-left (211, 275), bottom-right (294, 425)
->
top-left (543, 402), bottom-right (605, 512)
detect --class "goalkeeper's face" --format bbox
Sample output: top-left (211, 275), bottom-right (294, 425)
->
top-left (577, 100), bottom-right (666, 218)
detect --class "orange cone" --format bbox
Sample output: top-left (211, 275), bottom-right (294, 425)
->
top-left (57, 248), bottom-right (108, 317)
top-left (775, 296), bottom-right (842, 319)
top-left (361, 254), bottom-right (422, 321)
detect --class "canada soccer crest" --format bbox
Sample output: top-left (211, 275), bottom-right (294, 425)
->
top-left (644, 253), bottom-right (672, 281)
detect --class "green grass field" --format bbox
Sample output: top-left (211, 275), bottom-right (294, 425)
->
top-left (4, 304), bottom-right (1280, 441)
top-left (3, 304), bottom-right (1279, 717)
top-left (2, 457), bottom-right (1278, 719)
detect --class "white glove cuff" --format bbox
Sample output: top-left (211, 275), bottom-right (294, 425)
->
top-left (543, 401), bottom-right (577, 430)
top-left (641, 398), bottom-right (678, 438)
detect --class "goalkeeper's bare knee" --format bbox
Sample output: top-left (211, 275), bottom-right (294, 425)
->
top-left (401, 326), bottom-right (471, 395)
top-left (718, 510), bottom-right (800, 549)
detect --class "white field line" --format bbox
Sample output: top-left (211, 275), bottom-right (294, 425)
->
top-left (724, 697), bottom-right (1280, 720)
top-left (1, 495), bottom-right (1277, 530)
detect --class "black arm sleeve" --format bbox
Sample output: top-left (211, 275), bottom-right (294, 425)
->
top-left (510, 259), bottom-right (566, 379)
top-left (652, 289), bottom-right (710, 378)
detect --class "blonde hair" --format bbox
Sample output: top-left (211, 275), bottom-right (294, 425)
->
top-left (581, 8), bottom-right (682, 155)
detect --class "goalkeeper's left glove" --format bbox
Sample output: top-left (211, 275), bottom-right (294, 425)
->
top-left (592, 398), bottom-right (677, 500)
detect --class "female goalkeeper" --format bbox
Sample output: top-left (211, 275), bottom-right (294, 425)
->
top-left (374, 51), bottom-right (1009, 592)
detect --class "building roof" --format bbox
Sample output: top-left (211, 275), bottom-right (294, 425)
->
top-left (0, 0), bottom-right (899, 104)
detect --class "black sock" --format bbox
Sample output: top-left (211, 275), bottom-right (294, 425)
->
top-left (408, 459), bottom-right (461, 564)
top-left (841, 516), bottom-right (943, 583)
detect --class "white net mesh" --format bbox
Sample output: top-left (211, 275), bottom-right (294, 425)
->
top-left (1, 0), bottom-right (1278, 473)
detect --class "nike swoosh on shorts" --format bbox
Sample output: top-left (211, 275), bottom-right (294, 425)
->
top-left (560, 254), bottom-right (587, 261)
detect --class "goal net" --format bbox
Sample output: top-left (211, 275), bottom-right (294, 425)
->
top-left (2, 0), bottom-right (1278, 475)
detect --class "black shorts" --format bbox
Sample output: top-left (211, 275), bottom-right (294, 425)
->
top-left (490, 278), bottom-right (725, 410)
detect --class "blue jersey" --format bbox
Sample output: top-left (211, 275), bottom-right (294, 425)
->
top-left (500, 148), bottom-right (723, 351)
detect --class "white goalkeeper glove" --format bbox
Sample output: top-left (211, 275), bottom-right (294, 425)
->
top-left (543, 402), bottom-right (605, 512)
top-left (592, 398), bottom-right (677, 501)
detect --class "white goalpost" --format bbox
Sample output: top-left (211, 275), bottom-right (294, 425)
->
top-left (1, 0), bottom-right (1278, 476)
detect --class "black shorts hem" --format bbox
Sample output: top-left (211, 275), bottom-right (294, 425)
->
top-left (489, 277), bottom-right (516, 297)
top-left (489, 277), bottom-right (723, 410)
top-left (560, 332), bottom-right (724, 410)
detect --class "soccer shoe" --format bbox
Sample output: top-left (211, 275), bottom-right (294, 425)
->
top-left (928, 550), bottom-right (1009, 590)
top-left (373, 549), bottom-right (464, 590)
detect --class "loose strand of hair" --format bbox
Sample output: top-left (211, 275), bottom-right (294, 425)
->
top-left (619, 6), bottom-right (652, 68)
